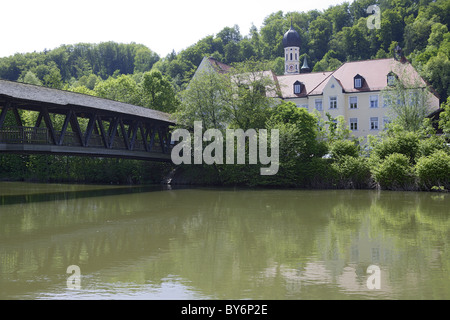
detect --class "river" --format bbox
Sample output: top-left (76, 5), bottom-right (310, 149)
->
top-left (0, 182), bottom-right (449, 300)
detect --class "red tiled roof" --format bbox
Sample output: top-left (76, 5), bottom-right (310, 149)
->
top-left (319, 58), bottom-right (426, 93)
top-left (278, 58), bottom-right (437, 98)
top-left (277, 71), bottom-right (333, 98)
top-left (207, 58), bottom-right (232, 74)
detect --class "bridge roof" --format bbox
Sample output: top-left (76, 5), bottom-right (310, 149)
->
top-left (0, 79), bottom-right (174, 124)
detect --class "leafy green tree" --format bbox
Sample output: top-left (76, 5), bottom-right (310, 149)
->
top-left (377, 9), bottom-right (404, 51)
top-left (308, 17), bottom-right (333, 61)
top-left (373, 153), bottom-right (416, 190)
top-left (416, 150), bottom-right (450, 190)
top-left (439, 97), bottom-right (450, 135)
top-left (372, 127), bottom-right (420, 163)
top-left (312, 50), bottom-right (342, 72)
top-left (403, 17), bottom-right (435, 55)
top-left (227, 60), bottom-right (278, 130)
top-left (94, 74), bottom-right (141, 106)
top-left (43, 66), bottom-right (63, 89)
top-left (339, 19), bottom-right (371, 60)
top-left (382, 71), bottom-right (436, 132)
top-left (176, 69), bottom-right (231, 130)
top-left (21, 71), bottom-right (42, 85)
top-left (259, 11), bottom-right (286, 60)
top-left (141, 70), bottom-right (179, 113)
top-left (423, 52), bottom-right (450, 102)
top-left (134, 46), bottom-right (159, 73)
top-left (216, 25), bottom-right (242, 46)
top-left (267, 101), bottom-right (326, 161)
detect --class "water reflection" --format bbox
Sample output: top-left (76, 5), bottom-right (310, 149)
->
top-left (0, 184), bottom-right (449, 300)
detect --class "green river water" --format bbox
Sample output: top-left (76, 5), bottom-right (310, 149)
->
top-left (0, 182), bottom-right (448, 300)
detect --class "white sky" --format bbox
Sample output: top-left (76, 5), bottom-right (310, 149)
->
top-left (0, 0), bottom-right (350, 58)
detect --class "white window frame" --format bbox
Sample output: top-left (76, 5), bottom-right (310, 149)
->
top-left (354, 78), bottom-right (362, 88)
top-left (350, 118), bottom-right (358, 131)
top-left (370, 95), bottom-right (379, 108)
top-left (294, 83), bottom-right (301, 94)
top-left (370, 117), bottom-right (379, 130)
top-left (315, 99), bottom-right (323, 111)
top-left (349, 96), bottom-right (358, 109)
top-left (387, 75), bottom-right (396, 86)
top-left (329, 96), bottom-right (337, 109)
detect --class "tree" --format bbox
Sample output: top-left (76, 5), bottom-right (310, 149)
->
top-left (134, 47), bottom-right (159, 73)
top-left (93, 74), bottom-right (141, 106)
top-left (226, 60), bottom-right (279, 130)
top-left (267, 101), bottom-right (325, 161)
top-left (308, 17), bottom-right (333, 61)
top-left (141, 70), bottom-right (178, 113)
top-left (439, 97), bottom-right (450, 136)
top-left (382, 70), bottom-right (436, 132)
top-left (21, 71), bottom-right (42, 86)
top-left (176, 69), bottom-right (231, 130)
top-left (423, 52), bottom-right (450, 102)
top-left (377, 9), bottom-right (404, 51)
top-left (312, 50), bottom-right (342, 72)
top-left (403, 17), bottom-right (434, 55)
top-left (216, 25), bottom-right (242, 46)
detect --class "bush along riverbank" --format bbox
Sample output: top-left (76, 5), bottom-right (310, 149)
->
top-left (168, 127), bottom-right (449, 192)
top-left (167, 97), bottom-right (450, 192)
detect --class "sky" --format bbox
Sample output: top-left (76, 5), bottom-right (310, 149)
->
top-left (0, 0), bottom-right (350, 58)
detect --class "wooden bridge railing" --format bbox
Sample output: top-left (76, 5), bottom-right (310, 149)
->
top-left (0, 126), bottom-right (49, 145)
top-left (0, 126), bottom-right (165, 153)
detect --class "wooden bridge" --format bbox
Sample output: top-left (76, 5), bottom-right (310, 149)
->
top-left (0, 79), bottom-right (175, 161)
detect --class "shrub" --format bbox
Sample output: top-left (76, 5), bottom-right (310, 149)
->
top-left (372, 130), bottom-right (419, 163)
top-left (373, 153), bottom-right (416, 190)
top-left (332, 155), bottom-right (372, 189)
top-left (301, 158), bottom-right (337, 189)
top-left (417, 135), bottom-right (446, 158)
top-left (329, 139), bottom-right (359, 160)
top-left (416, 150), bottom-right (450, 190)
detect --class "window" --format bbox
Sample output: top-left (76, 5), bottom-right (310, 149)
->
top-left (354, 75), bottom-right (364, 89)
top-left (315, 99), bottom-right (323, 111)
top-left (293, 81), bottom-right (302, 94)
top-left (383, 117), bottom-right (391, 129)
top-left (387, 75), bottom-right (396, 86)
top-left (349, 96), bottom-right (358, 109)
top-left (370, 95), bottom-right (379, 108)
top-left (329, 97), bottom-right (337, 109)
top-left (301, 104), bottom-right (309, 109)
top-left (350, 118), bottom-right (358, 131)
top-left (387, 72), bottom-right (396, 86)
top-left (370, 117), bottom-right (379, 130)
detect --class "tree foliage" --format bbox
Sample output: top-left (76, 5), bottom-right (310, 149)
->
top-left (0, 0), bottom-right (447, 101)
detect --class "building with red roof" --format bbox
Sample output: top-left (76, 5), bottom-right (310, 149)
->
top-left (193, 26), bottom-right (440, 137)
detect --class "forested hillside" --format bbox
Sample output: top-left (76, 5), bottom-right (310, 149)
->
top-left (0, 0), bottom-right (448, 103)
top-left (1, 0), bottom-right (449, 187)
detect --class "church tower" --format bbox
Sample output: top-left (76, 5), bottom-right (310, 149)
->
top-left (283, 21), bottom-right (301, 75)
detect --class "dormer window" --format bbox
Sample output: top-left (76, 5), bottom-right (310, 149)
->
top-left (293, 81), bottom-right (302, 94)
top-left (387, 72), bottom-right (396, 86)
top-left (354, 74), bottom-right (364, 89)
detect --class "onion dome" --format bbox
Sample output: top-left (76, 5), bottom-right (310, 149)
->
top-left (282, 22), bottom-right (301, 48)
